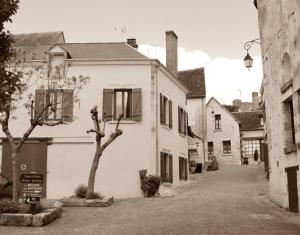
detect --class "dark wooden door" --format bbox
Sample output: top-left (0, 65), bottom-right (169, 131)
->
top-left (285, 166), bottom-right (299, 213)
top-left (1, 139), bottom-right (48, 198)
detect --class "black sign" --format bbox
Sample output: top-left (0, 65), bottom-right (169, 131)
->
top-left (25, 196), bottom-right (40, 204)
top-left (20, 174), bottom-right (43, 183)
top-left (20, 174), bottom-right (43, 201)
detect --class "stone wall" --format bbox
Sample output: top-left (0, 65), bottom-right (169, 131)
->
top-left (257, 0), bottom-right (300, 210)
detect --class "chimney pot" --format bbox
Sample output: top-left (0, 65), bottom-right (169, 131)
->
top-left (127, 38), bottom-right (138, 49)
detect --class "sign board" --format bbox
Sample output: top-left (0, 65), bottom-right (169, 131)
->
top-left (20, 174), bottom-right (43, 202)
top-left (25, 196), bottom-right (40, 204)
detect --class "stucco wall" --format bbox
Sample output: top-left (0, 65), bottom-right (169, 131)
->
top-left (257, 0), bottom-right (300, 209)
top-left (1, 60), bottom-right (155, 199)
top-left (187, 98), bottom-right (207, 164)
top-left (157, 68), bottom-right (189, 183)
top-left (207, 98), bottom-right (241, 165)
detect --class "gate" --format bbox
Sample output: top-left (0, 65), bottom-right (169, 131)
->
top-left (1, 138), bottom-right (48, 198)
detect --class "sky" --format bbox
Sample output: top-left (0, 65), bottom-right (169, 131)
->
top-left (5, 0), bottom-right (262, 104)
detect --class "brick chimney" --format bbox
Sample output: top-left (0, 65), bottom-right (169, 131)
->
top-left (127, 38), bottom-right (138, 49)
top-left (252, 92), bottom-right (259, 110)
top-left (165, 31), bottom-right (178, 78)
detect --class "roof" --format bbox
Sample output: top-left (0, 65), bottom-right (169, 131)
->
top-left (58, 43), bottom-right (147, 60)
top-left (207, 97), bottom-right (241, 124)
top-left (12, 32), bottom-right (147, 61)
top-left (232, 111), bottom-right (263, 131)
top-left (13, 32), bottom-right (65, 45)
top-left (178, 68), bottom-right (206, 98)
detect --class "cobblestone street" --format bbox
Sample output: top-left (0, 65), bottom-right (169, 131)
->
top-left (1, 164), bottom-right (300, 235)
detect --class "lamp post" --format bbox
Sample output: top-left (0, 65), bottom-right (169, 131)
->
top-left (243, 38), bottom-right (261, 69)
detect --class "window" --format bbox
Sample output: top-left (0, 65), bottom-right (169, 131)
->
top-left (114, 89), bottom-right (132, 120)
top-left (179, 157), bottom-right (188, 180)
top-left (102, 88), bottom-right (142, 122)
top-left (160, 152), bottom-right (173, 183)
top-left (34, 89), bottom-right (73, 122)
top-left (223, 140), bottom-right (231, 154)
top-left (215, 114), bottom-right (221, 130)
top-left (160, 93), bottom-right (172, 128)
top-left (178, 106), bottom-right (187, 135)
top-left (208, 142), bottom-right (214, 155)
top-left (243, 139), bottom-right (261, 157)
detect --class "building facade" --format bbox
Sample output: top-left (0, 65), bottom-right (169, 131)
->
top-left (0, 31), bottom-right (190, 199)
top-left (256, 0), bottom-right (300, 212)
top-left (206, 97), bottom-right (241, 165)
top-left (178, 68), bottom-right (207, 171)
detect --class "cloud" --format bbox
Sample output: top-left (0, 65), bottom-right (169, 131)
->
top-left (139, 45), bottom-right (263, 105)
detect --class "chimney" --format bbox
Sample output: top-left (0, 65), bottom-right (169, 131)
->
top-left (165, 31), bottom-right (178, 78)
top-left (252, 92), bottom-right (259, 110)
top-left (127, 38), bottom-right (138, 49)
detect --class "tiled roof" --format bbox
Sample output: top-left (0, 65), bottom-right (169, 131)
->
top-left (232, 111), bottom-right (263, 131)
top-left (12, 32), bottom-right (147, 61)
top-left (13, 32), bottom-right (65, 45)
top-left (178, 68), bottom-right (206, 98)
top-left (59, 43), bottom-right (147, 60)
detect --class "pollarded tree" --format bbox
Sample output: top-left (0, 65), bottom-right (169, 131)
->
top-left (86, 107), bottom-right (123, 199)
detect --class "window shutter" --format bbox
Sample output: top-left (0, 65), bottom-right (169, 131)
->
top-left (179, 158), bottom-right (182, 180)
top-left (34, 89), bottom-right (46, 121)
top-left (185, 159), bottom-right (188, 180)
top-left (62, 89), bottom-right (74, 122)
top-left (160, 94), bottom-right (163, 124)
top-left (169, 100), bottom-right (172, 128)
top-left (160, 152), bottom-right (166, 182)
top-left (184, 111), bottom-right (187, 136)
top-left (169, 154), bottom-right (173, 183)
top-left (178, 106), bottom-right (181, 133)
top-left (132, 88), bottom-right (142, 121)
top-left (103, 89), bottom-right (113, 121)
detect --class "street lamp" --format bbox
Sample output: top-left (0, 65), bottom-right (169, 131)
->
top-left (243, 38), bottom-right (261, 69)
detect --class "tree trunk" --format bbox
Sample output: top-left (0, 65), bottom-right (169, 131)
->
top-left (11, 150), bottom-right (19, 202)
top-left (86, 141), bottom-right (101, 198)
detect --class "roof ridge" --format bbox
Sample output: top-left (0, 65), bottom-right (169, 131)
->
top-left (178, 67), bottom-right (204, 72)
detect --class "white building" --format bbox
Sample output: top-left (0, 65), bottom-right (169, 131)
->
top-left (178, 68), bottom-right (207, 172)
top-left (0, 31), bottom-right (190, 199)
top-left (206, 97), bottom-right (241, 165)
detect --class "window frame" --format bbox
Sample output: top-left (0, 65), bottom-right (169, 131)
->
top-left (223, 140), bottom-right (231, 154)
top-left (45, 89), bottom-right (64, 121)
top-left (208, 141), bottom-right (214, 155)
top-left (215, 114), bottom-right (221, 130)
top-left (113, 89), bottom-right (132, 120)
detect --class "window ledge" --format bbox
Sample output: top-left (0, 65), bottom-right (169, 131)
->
top-left (108, 120), bottom-right (136, 124)
top-left (213, 129), bottom-right (222, 132)
top-left (284, 144), bottom-right (297, 154)
top-left (222, 153), bottom-right (232, 156)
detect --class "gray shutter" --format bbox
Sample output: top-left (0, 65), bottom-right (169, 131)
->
top-left (63, 89), bottom-right (74, 122)
top-left (284, 102), bottom-right (293, 146)
top-left (103, 89), bottom-right (113, 121)
top-left (178, 106), bottom-right (181, 133)
top-left (160, 152), bottom-right (166, 182)
top-left (169, 100), bottom-right (172, 128)
top-left (34, 89), bottom-right (46, 120)
top-left (169, 154), bottom-right (173, 183)
top-left (132, 88), bottom-right (142, 121)
top-left (160, 94), bottom-right (163, 124)
top-left (184, 111), bottom-right (187, 136)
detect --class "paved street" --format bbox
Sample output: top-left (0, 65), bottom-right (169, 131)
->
top-left (1, 164), bottom-right (300, 235)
